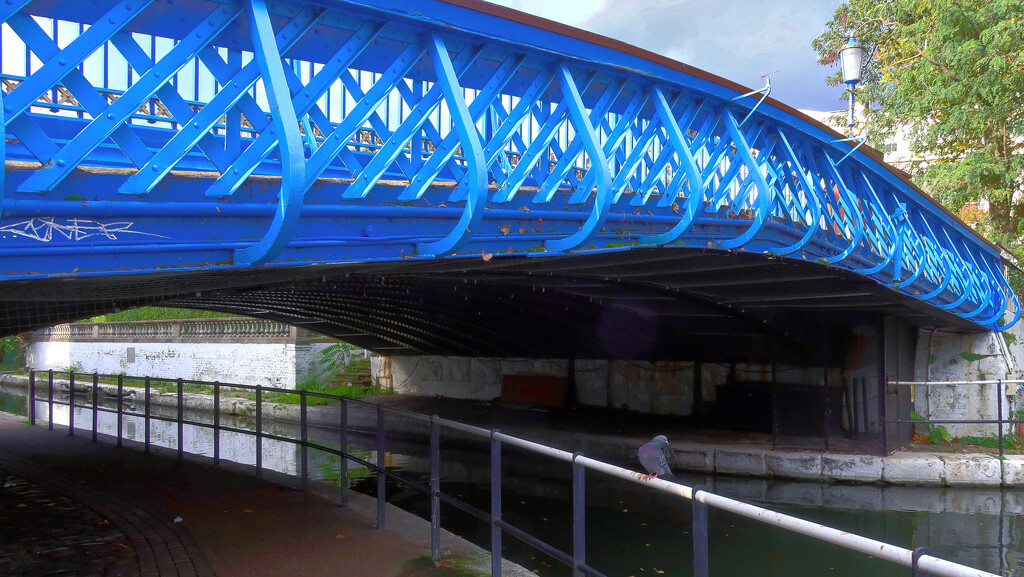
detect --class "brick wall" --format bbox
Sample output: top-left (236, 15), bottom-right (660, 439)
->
top-left (25, 319), bottom-right (345, 389)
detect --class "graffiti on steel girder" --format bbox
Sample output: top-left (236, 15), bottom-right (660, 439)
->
top-left (0, 218), bottom-right (167, 242)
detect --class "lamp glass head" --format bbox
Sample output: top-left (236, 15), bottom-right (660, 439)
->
top-left (840, 37), bottom-right (864, 85)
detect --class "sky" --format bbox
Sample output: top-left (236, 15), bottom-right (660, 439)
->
top-left (482, 0), bottom-right (845, 112)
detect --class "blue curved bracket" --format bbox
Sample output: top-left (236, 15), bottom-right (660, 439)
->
top-left (958, 248), bottom-right (997, 320)
top-left (234, 0), bottom-right (307, 265)
top-left (988, 258), bottom-right (1023, 330)
top-left (917, 218), bottom-right (953, 300)
top-left (640, 88), bottom-right (703, 246)
top-left (914, 217), bottom-right (950, 297)
top-left (934, 237), bottom-right (977, 312)
top-left (544, 63), bottom-right (611, 252)
top-left (892, 232), bottom-right (926, 289)
top-left (719, 111), bottom-right (770, 250)
top-left (855, 173), bottom-right (899, 275)
top-left (972, 261), bottom-right (1006, 327)
top-left (769, 129), bottom-right (821, 255)
top-left (820, 152), bottom-right (864, 264)
top-left (416, 34), bottom-right (487, 256)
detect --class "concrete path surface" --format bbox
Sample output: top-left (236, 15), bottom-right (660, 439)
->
top-left (0, 412), bottom-right (512, 577)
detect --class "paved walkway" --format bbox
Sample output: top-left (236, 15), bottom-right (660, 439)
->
top-left (0, 412), bottom-right (502, 577)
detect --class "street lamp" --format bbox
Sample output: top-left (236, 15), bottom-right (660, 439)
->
top-left (840, 37), bottom-right (864, 133)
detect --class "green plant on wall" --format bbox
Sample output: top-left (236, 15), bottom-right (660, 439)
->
top-left (911, 411), bottom-right (952, 444)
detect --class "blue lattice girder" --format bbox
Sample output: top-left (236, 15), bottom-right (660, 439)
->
top-left (0, 0), bottom-right (1018, 331)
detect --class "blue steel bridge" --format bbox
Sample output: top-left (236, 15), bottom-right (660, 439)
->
top-left (0, 0), bottom-right (1018, 364)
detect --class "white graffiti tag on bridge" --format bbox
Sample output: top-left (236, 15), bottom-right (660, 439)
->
top-left (0, 218), bottom-right (168, 242)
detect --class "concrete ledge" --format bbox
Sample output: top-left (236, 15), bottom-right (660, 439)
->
top-left (1002, 456), bottom-right (1024, 485)
top-left (881, 453), bottom-right (944, 484)
top-left (941, 455), bottom-right (1003, 486)
top-left (671, 445), bottom-right (714, 473)
top-left (715, 448), bottom-right (767, 476)
top-left (821, 454), bottom-right (882, 483)
top-left (766, 451), bottom-right (823, 480)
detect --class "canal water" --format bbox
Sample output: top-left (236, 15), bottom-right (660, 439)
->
top-left (1, 389), bottom-right (1020, 577)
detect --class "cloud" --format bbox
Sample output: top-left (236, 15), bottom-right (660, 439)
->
top-left (582, 0), bottom-right (844, 110)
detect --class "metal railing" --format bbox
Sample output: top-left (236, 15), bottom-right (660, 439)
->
top-left (888, 378), bottom-right (1024, 457)
top-left (25, 369), bottom-right (999, 577)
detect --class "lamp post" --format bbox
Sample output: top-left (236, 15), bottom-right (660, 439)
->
top-left (840, 37), bottom-right (864, 134)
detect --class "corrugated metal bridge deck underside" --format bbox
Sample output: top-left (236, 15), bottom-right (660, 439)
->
top-left (0, 247), bottom-right (989, 364)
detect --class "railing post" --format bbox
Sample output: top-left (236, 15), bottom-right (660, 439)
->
top-left (177, 378), bottom-right (184, 458)
top-left (28, 370), bottom-right (36, 426)
top-left (430, 415), bottom-right (441, 563)
top-left (68, 371), bottom-right (76, 436)
top-left (376, 404), bottom-right (386, 529)
top-left (572, 452), bottom-right (586, 577)
top-left (92, 372), bottom-right (99, 442)
top-left (339, 398), bottom-right (349, 507)
top-left (213, 382), bottom-right (221, 465)
top-left (256, 385), bottom-right (263, 477)
top-left (300, 390), bottom-right (309, 491)
top-left (997, 379), bottom-right (1004, 458)
top-left (48, 369), bottom-right (54, 431)
top-left (490, 429), bottom-right (502, 577)
top-left (912, 546), bottom-right (932, 577)
top-left (144, 377), bottom-right (151, 453)
top-left (116, 374), bottom-right (123, 447)
top-left (692, 484), bottom-right (709, 577)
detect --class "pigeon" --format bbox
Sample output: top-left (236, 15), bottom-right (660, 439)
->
top-left (638, 435), bottom-right (673, 480)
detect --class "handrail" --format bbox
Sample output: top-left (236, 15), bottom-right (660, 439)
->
top-left (24, 369), bottom-right (1002, 577)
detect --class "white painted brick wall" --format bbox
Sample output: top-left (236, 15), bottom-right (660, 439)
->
top-left (26, 340), bottom-right (342, 389)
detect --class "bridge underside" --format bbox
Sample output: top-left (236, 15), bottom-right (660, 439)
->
top-left (0, 249), bottom-right (982, 365)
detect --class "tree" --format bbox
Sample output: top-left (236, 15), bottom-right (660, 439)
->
top-left (813, 0), bottom-right (1024, 258)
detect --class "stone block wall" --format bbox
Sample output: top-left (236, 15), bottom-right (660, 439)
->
top-left (912, 322), bottom-right (1024, 438)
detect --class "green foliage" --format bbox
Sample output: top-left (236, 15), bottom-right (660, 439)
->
top-left (910, 410), bottom-right (952, 443)
top-left (929, 423), bottom-right (953, 444)
top-left (0, 335), bottom-right (25, 370)
top-left (1004, 330), bottom-right (1018, 346)
top-left (814, 0), bottom-right (1024, 258)
top-left (81, 307), bottom-right (236, 322)
top-left (926, 354), bottom-right (938, 365)
top-left (957, 434), bottom-right (1020, 450)
top-left (959, 351), bottom-right (991, 362)
top-left (309, 341), bottom-right (367, 384)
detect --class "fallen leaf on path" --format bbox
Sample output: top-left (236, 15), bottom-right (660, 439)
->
top-left (433, 561), bottom-right (455, 568)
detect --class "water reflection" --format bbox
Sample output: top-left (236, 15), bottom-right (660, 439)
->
top-left (1, 390), bottom-right (1021, 577)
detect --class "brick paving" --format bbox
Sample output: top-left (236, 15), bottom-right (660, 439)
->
top-left (0, 471), bottom-right (136, 576)
top-left (0, 412), bottom-right (510, 577)
top-left (0, 424), bottom-right (214, 577)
